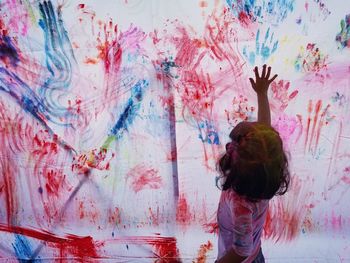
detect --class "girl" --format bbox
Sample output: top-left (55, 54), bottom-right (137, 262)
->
top-left (216, 65), bottom-right (290, 263)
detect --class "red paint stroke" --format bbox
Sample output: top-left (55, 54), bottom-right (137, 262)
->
top-left (107, 236), bottom-right (180, 261)
top-left (303, 99), bottom-right (332, 153)
top-left (0, 224), bottom-right (102, 261)
top-left (304, 99), bottom-right (313, 151)
top-left (263, 177), bottom-right (311, 241)
top-left (176, 194), bottom-right (193, 226)
top-left (44, 169), bottom-right (69, 196)
top-left (315, 104), bottom-right (331, 149)
top-left (0, 156), bottom-right (18, 225)
top-left (308, 100), bottom-right (322, 151)
top-left (126, 164), bottom-right (162, 193)
top-left (195, 240), bottom-right (213, 263)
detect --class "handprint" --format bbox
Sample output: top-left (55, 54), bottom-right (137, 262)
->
top-left (270, 80), bottom-right (298, 111)
top-left (243, 28), bottom-right (278, 65)
top-left (198, 120), bottom-right (220, 145)
top-left (294, 43), bottom-right (327, 72)
top-left (225, 95), bottom-right (255, 127)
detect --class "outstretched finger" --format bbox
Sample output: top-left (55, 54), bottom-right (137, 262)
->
top-left (262, 64), bottom-right (267, 78)
top-left (254, 66), bottom-right (259, 80)
top-left (266, 66), bottom-right (271, 79)
top-left (268, 74), bottom-right (278, 84)
top-left (249, 78), bottom-right (256, 90)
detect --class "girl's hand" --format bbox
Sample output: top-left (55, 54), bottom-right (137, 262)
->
top-left (249, 64), bottom-right (277, 95)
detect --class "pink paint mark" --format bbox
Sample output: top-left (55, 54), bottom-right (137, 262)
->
top-left (341, 166), bottom-right (350, 184)
top-left (272, 114), bottom-right (301, 147)
top-left (270, 80), bottom-right (298, 111)
top-left (126, 164), bottom-right (162, 193)
top-left (308, 100), bottom-right (322, 151)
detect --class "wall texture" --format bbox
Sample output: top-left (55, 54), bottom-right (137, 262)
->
top-left (0, 0), bottom-right (349, 261)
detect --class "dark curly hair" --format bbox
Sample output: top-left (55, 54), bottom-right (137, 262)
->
top-left (217, 122), bottom-right (290, 201)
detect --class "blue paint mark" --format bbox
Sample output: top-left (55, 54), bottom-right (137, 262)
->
top-left (198, 121), bottom-right (220, 145)
top-left (226, 0), bottom-right (295, 25)
top-left (12, 234), bottom-right (41, 262)
top-left (243, 27), bottom-right (278, 64)
top-left (335, 14), bottom-right (350, 49)
top-left (0, 35), bottom-right (19, 67)
top-left (0, 0), bottom-right (76, 130)
top-left (38, 0), bottom-right (76, 123)
top-left (110, 80), bottom-right (149, 138)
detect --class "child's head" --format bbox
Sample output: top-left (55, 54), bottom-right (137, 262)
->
top-left (218, 122), bottom-right (290, 201)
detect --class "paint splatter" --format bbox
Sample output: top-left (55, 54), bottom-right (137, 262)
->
top-left (225, 95), bottom-right (255, 127)
top-left (294, 43), bottom-right (328, 72)
top-left (336, 14), bottom-right (350, 49)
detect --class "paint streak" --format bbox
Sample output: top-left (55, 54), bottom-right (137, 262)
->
top-left (0, 224), bottom-right (102, 261)
top-left (264, 176), bottom-right (311, 241)
top-left (303, 100), bottom-right (332, 153)
top-left (195, 240), bottom-right (213, 263)
top-left (12, 235), bottom-right (36, 262)
top-left (102, 79), bottom-right (149, 149)
top-left (176, 194), bottom-right (193, 226)
top-left (106, 236), bottom-right (180, 261)
top-left (126, 164), bottom-right (162, 193)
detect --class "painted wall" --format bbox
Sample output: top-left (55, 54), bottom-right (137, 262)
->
top-left (0, 0), bottom-right (349, 261)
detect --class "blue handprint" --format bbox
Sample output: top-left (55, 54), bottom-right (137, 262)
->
top-left (243, 27), bottom-right (278, 65)
top-left (226, 0), bottom-right (294, 25)
top-left (198, 120), bottom-right (220, 145)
